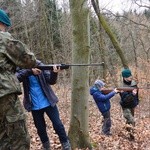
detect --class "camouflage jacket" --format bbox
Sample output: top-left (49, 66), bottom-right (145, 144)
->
top-left (0, 31), bottom-right (36, 98)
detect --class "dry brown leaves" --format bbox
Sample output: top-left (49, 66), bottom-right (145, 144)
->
top-left (25, 85), bottom-right (150, 150)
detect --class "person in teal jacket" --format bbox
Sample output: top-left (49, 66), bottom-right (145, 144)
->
top-left (90, 80), bottom-right (119, 136)
top-left (119, 69), bottom-right (139, 127)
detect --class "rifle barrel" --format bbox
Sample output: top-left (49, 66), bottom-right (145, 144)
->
top-left (36, 62), bottom-right (104, 70)
top-left (66, 62), bottom-right (104, 66)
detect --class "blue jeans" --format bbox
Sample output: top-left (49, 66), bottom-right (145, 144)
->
top-left (31, 105), bottom-right (68, 144)
top-left (102, 111), bottom-right (111, 135)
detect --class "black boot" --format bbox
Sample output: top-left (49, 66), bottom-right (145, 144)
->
top-left (61, 140), bottom-right (71, 150)
top-left (42, 140), bottom-right (50, 150)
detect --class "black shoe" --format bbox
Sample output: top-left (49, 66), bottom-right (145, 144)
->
top-left (62, 140), bottom-right (71, 150)
top-left (101, 132), bottom-right (112, 136)
top-left (105, 133), bottom-right (112, 136)
top-left (42, 141), bottom-right (50, 150)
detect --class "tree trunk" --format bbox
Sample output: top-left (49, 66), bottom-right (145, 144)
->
top-left (68, 0), bottom-right (92, 149)
top-left (91, 0), bottom-right (129, 69)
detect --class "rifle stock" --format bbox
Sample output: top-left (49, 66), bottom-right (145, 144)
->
top-left (101, 87), bottom-right (138, 94)
top-left (37, 63), bottom-right (104, 70)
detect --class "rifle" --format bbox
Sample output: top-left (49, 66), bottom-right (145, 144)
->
top-left (101, 87), bottom-right (139, 94)
top-left (37, 62), bottom-right (104, 70)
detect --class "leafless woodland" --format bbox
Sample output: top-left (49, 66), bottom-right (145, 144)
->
top-left (1, 0), bottom-right (150, 149)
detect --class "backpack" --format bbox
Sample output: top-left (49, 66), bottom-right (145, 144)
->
top-left (121, 93), bottom-right (135, 108)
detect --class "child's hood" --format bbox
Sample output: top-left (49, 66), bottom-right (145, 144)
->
top-left (90, 86), bottom-right (99, 95)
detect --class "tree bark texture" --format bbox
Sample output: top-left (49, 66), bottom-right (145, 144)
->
top-left (68, 0), bottom-right (92, 149)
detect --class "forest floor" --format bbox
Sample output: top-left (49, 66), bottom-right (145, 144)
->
top-left (26, 85), bottom-right (150, 150)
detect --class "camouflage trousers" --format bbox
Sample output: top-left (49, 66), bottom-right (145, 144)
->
top-left (122, 108), bottom-right (135, 126)
top-left (0, 94), bottom-right (30, 150)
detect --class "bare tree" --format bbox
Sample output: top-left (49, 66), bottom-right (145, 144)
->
top-left (68, 0), bottom-right (92, 149)
top-left (91, 0), bottom-right (129, 69)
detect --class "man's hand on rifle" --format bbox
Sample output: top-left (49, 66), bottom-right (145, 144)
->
top-left (114, 88), bottom-right (120, 94)
top-left (32, 68), bottom-right (41, 75)
top-left (53, 65), bottom-right (61, 73)
top-left (132, 89), bottom-right (137, 95)
top-left (32, 65), bottom-right (60, 75)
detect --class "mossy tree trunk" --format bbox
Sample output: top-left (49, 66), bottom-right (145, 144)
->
top-left (68, 0), bottom-right (92, 149)
top-left (91, 0), bottom-right (129, 69)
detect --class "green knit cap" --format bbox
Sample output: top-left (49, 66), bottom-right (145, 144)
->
top-left (122, 69), bottom-right (132, 78)
top-left (0, 9), bottom-right (11, 27)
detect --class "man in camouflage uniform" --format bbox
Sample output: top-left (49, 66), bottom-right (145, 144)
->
top-left (119, 69), bottom-right (139, 139)
top-left (0, 9), bottom-right (36, 149)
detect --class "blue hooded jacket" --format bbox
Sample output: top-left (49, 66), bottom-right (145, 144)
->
top-left (90, 86), bottom-right (116, 114)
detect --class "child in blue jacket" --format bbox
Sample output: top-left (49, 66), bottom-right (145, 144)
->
top-left (90, 80), bottom-right (119, 136)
